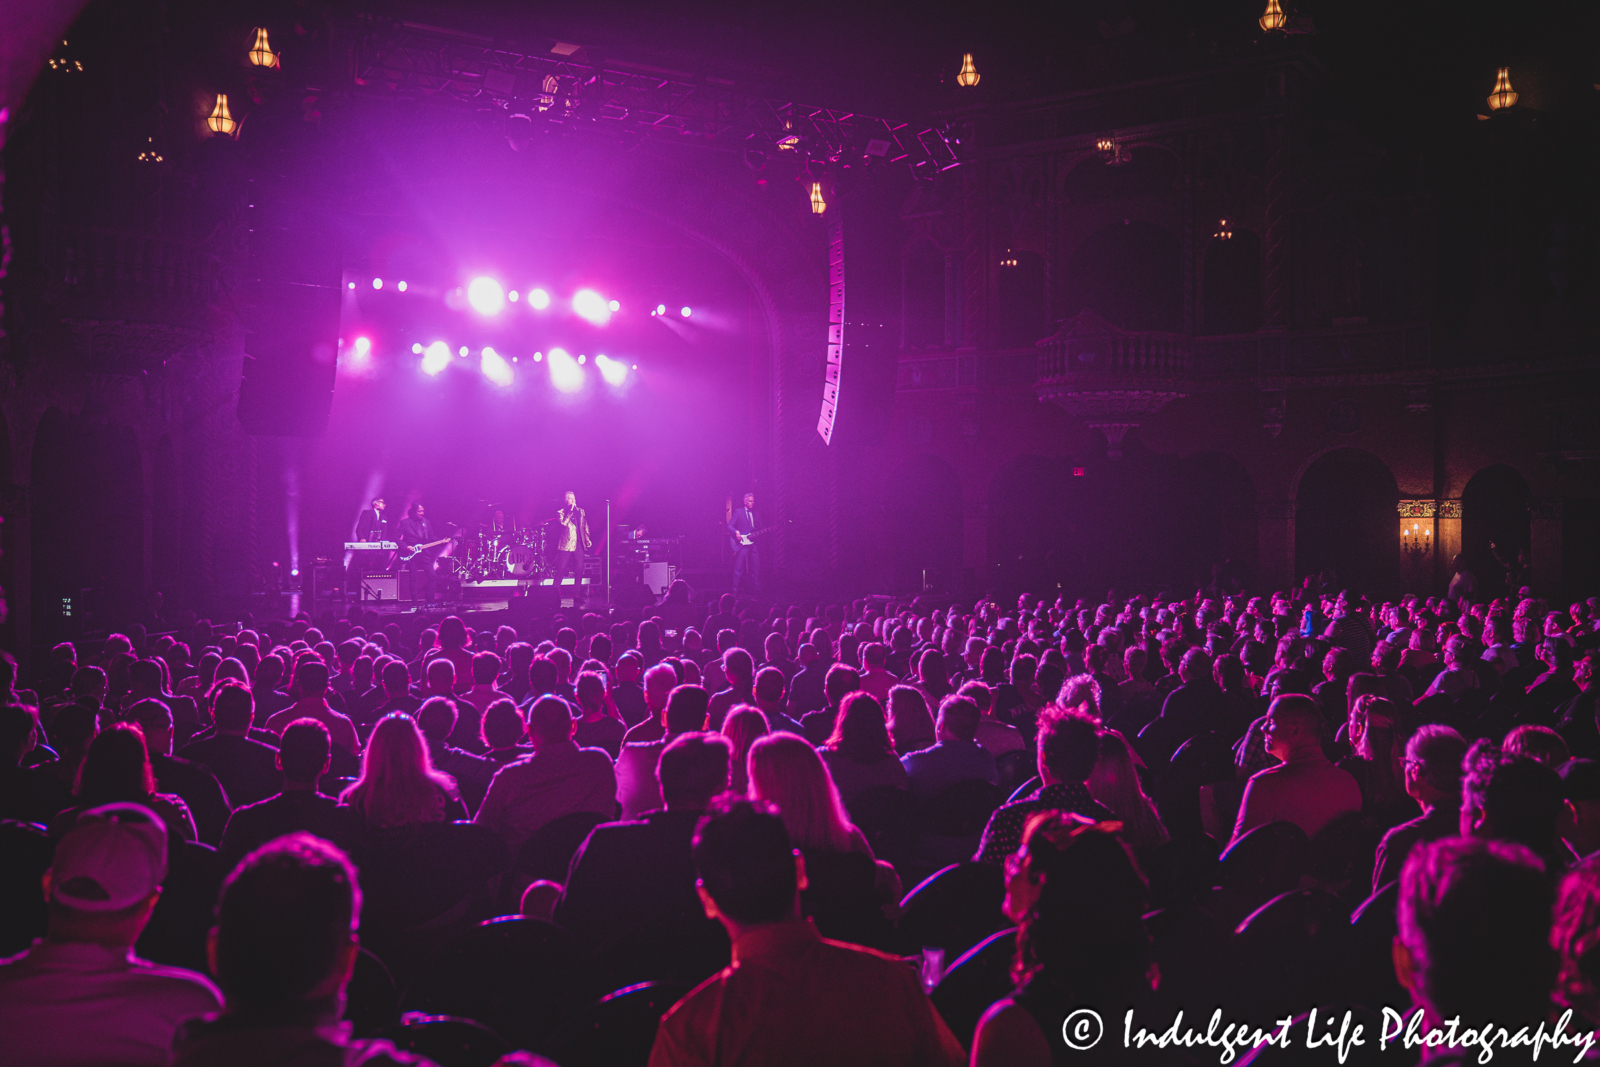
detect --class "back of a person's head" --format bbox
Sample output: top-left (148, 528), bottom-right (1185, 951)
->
top-left (574, 671), bottom-right (606, 711)
top-left (747, 731), bottom-right (855, 853)
top-left (1408, 725), bottom-right (1467, 796)
top-left (862, 642), bottom-right (886, 668)
top-left (438, 616), bottom-right (468, 649)
top-left (722, 647), bottom-right (754, 684)
top-left (426, 657), bottom-right (455, 690)
top-left (214, 834), bottom-right (361, 1009)
top-left (1398, 835), bottom-right (1554, 1024)
top-left (51, 703), bottom-right (99, 756)
top-left (381, 660), bottom-right (409, 692)
top-left (937, 695), bottom-right (982, 742)
top-left (1504, 725), bottom-right (1571, 768)
top-left (416, 696), bottom-right (457, 740)
top-left (471, 651), bottom-right (501, 685)
top-left (693, 798), bottom-right (796, 926)
top-left (126, 698), bottom-right (173, 740)
top-left (296, 660), bottom-right (330, 696)
top-left (1463, 740), bottom-right (1565, 853)
top-left (128, 658), bottom-right (163, 691)
top-left (528, 656), bottom-right (558, 693)
top-left (343, 714), bottom-right (449, 827)
top-left (664, 684), bottom-right (711, 735)
top-left (72, 666), bottom-right (108, 696)
top-left (0, 703), bottom-right (38, 758)
top-left (753, 666), bottom-right (785, 704)
top-left (280, 719), bottom-right (332, 782)
top-left (827, 691), bottom-right (892, 762)
top-left (76, 723), bottom-right (153, 803)
top-left (1037, 706), bottom-right (1100, 784)
top-left (1179, 647), bottom-right (1212, 682)
top-left (526, 695), bottom-right (575, 746)
top-left (721, 706), bottom-right (769, 756)
top-left (481, 699), bottom-right (526, 750)
top-left (658, 731), bottom-right (731, 809)
top-left (823, 664), bottom-right (861, 705)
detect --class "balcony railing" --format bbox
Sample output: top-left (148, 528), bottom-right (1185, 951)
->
top-left (56, 227), bottom-right (220, 317)
top-left (1037, 311), bottom-right (1193, 382)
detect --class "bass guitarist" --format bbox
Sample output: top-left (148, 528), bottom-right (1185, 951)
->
top-left (396, 502), bottom-right (447, 602)
top-left (727, 491), bottom-right (763, 595)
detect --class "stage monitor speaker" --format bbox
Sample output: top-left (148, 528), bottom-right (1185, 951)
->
top-left (236, 189), bottom-right (342, 436)
top-left (359, 576), bottom-right (398, 602)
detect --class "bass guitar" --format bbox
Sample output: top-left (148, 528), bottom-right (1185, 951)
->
top-left (398, 534), bottom-right (456, 562)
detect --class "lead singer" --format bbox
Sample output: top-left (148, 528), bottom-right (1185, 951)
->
top-left (551, 490), bottom-right (592, 592)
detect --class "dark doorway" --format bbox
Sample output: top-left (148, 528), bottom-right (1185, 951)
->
top-left (1295, 448), bottom-right (1399, 596)
top-left (883, 456), bottom-right (963, 594)
top-left (1461, 465), bottom-right (1531, 598)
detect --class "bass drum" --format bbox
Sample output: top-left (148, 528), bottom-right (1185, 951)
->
top-left (506, 544), bottom-right (542, 578)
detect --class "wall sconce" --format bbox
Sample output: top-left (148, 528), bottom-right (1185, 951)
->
top-left (1487, 67), bottom-right (1518, 111)
top-left (1402, 521), bottom-right (1432, 559)
top-left (206, 94), bottom-right (238, 137)
top-left (1259, 0), bottom-right (1287, 32)
top-left (1096, 136), bottom-right (1131, 165)
top-left (810, 182), bottom-right (826, 214)
top-left (248, 27), bottom-right (280, 68)
top-left (137, 137), bottom-right (164, 163)
top-left (1214, 218), bottom-right (1233, 240)
top-left (956, 54), bottom-right (980, 88)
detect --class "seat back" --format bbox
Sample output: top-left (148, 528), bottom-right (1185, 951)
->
top-left (0, 820), bottom-right (52, 957)
top-left (921, 778), bottom-right (1004, 838)
top-left (376, 1013), bottom-right (510, 1067)
top-left (847, 785), bottom-right (920, 870)
top-left (546, 981), bottom-right (696, 1067)
top-left (897, 861), bottom-right (1008, 958)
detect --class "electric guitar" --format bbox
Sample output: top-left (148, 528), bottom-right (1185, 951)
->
top-left (398, 534), bottom-right (456, 562)
top-left (729, 521), bottom-right (786, 551)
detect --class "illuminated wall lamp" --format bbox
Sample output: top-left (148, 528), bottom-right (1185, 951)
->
top-left (1259, 0), bottom-right (1287, 32)
top-left (810, 182), bottom-right (827, 214)
top-left (1487, 67), bottom-right (1518, 111)
top-left (1402, 522), bottom-right (1432, 559)
top-left (206, 94), bottom-right (238, 138)
top-left (956, 54), bottom-right (980, 88)
top-left (248, 27), bottom-right (280, 68)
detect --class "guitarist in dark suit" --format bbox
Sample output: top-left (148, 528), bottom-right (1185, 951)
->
top-left (727, 491), bottom-right (762, 595)
top-left (396, 502), bottom-right (442, 602)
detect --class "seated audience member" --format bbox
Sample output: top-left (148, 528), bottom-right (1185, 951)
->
top-left (720, 706), bottom-right (770, 794)
top-left (1154, 647), bottom-right (1228, 740)
top-left (263, 661), bottom-right (359, 756)
top-left (976, 707), bottom-right (1115, 864)
top-left (179, 683), bottom-right (282, 808)
top-left (555, 732), bottom-right (733, 976)
top-left (1420, 635), bottom-right (1481, 702)
top-left (1553, 854), bottom-right (1600, 1027)
top-left (0, 803), bottom-right (222, 1066)
top-left (622, 663), bottom-right (680, 745)
top-left (127, 659), bottom-right (202, 747)
top-left (126, 698), bottom-right (232, 846)
top-left (1393, 836), bottom-right (1555, 1041)
top-left (800, 664), bottom-right (863, 745)
top-left (964, 681), bottom-right (1026, 758)
top-left (1086, 730), bottom-right (1169, 857)
top-left (900, 694), bottom-right (999, 807)
top-left (787, 641), bottom-right (828, 718)
top-left (217, 719), bottom-right (355, 873)
top-left (1371, 724), bottom-right (1468, 891)
top-left (886, 685), bottom-right (937, 757)
top-left (475, 694), bottom-right (618, 856)
top-left (1503, 723), bottom-right (1572, 768)
top-left (617, 684), bottom-right (709, 820)
top-left (752, 666), bottom-right (805, 735)
top-left (707, 648), bottom-right (756, 731)
top-left (572, 671), bottom-right (625, 758)
top-left (1230, 694), bottom-right (1362, 846)
top-left (819, 692), bottom-right (909, 805)
top-left (1336, 695), bottom-right (1418, 827)
top-left (971, 813), bottom-right (1156, 1067)
top-left (416, 696), bottom-right (493, 815)
top-left (340, 713), bottom-right (467, 830)
top-left (857, 641), bottom-right (896, 701)
top-left (457, 650), bottom-right (507, 725)
top-left (172, 834), bottom-right (423, 1066)
top-left (480, 698), bottom-right (532, 766)
top-left (0, 702), bottom-right (69, 824)
top-left (1524, 639), bottom-right (1581, 725)
top-left (1460, 739), bottom-right (1569, 870)
top-left (649, 799), bottom-right (965, 1067)
top-left (1559, 760), bottom-right (1600, 861)
top-left (55, 723), bottom-right (198, 844)
top-left (367, 660), bottom-right (420, 724)
top-left (1555, 651), bottom-right (1600, 759)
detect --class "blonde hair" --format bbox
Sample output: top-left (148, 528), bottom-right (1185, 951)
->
top-left (340, 713), bottom-right (458, 829)
top-left (746, 731), bottom-right (860, 854)
top-left (1086, 732), bottom-right (1169, 853)
top-left (720, 706), bottom-right (770, 793)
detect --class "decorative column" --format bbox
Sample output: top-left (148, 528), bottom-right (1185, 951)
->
top-left (1530, 498), bottom-right (1564, 597)
top-left (1256, 499), bottom-right (1295, 591)
top-left (1397, 499), bottom-right (1437, 594)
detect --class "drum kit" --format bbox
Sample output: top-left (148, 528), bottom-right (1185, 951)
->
top-left (444, 503), bottom-right (554, 582)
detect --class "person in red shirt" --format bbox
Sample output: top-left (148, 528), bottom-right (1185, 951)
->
top-left (649, 799), bottom-right (964, 1067)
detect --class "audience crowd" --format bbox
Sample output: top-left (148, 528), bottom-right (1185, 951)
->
top-left (2, 578), bottom-right (1600, 1065)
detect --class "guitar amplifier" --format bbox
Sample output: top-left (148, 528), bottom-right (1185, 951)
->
top-left (359, 575), bottom-right (398, 602)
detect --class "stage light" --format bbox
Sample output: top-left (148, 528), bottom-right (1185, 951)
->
top-left (534, 352), bottom-right (544, 362)
top-left (206, 94), bottom-right (237, 137)
top-left (595, 354), bottom-right (628, 386)
top-left (412, 343), bottom-right (423, 354)
top-left (467, 276), bottom-right (506, 315)
top-left (529, 288), bottom-right (551, 310)
top-left (372, 278), bottom-right (383, 289)
top-left (354, 337), bottom-right (371, 356)
top-left (422, 341), bottom-right (451, 375)
top-left (398, 281), bottom-right (408, 292)
top-left (509, 290), bottom-right (519, 302)
top-left (458, 346), bottom-right (468, 357)
top-left (656, 304), bottom-right (666, 315)
top-left (249, 27), bottom-right (280, 68)
top-left (608, 299), bottom-right (620, 312)
top-left (572, 289), bottom-right (611, 325)
top-left (578, 355), bottom-right (586, 365)
top-left (291, 568), bottom-right (299, 577)
top-left (481, 346), bottom-right (514, 387)
top-left (956, 54), bottom-right (980, 88)
top-left (548, 347), bottom-right (584, 393)
top-left (348, 282), bottom-right (356, 290)
top-left (680, 306), bottom-right (692, 318)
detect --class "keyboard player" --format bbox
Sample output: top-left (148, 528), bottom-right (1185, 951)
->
top-left (347, 497), bottom-right (392, 592)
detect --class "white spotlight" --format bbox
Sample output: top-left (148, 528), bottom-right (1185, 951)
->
top-left (548, 347), bottom-right (584, 393)
top-left (680, 306), bottom-right (692, 318)
top-left (572, 289), bottom-right (611, 325)
top-left (467, 276), bottom-right (506, 316)
top-left (480, 346), bottom-right (514, 387)
top-left (608, 299), bottom-right (620, 312)
top-left (372, 278), bottom-right (383, 290)
top-left (422, 341), bottom-right (451, 375)
top-left (595, 354), bottom-right (628, 387)
top-left (397, 281), bottom-right (408, 292)
top-left (529, 288), bottom-right (551, 310)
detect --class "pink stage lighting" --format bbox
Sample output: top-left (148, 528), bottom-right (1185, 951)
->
top-left (480, 346), bottom-right (513, 387)
top-left (467, 276), bottom-right (506, 316)
top-left (680, 306), bottom-right (692, 317)
top-left (572, 289), bottom-right (611, 325)
top-left (421, 341), bottom-right (452, 375)
top-left (594, 354), bottom-right (628, 387)
top-left (529, 288), bottom-right (551, 310)
top-left (548, 347), bottom-right (584, 393)
top-left (372, 278), bottom-right (383, 289)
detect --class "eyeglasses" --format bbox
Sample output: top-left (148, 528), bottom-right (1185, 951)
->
top-left (1402, 757), bottom-right (1426, 770)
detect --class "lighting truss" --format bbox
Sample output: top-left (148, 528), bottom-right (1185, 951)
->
top-left (350, 19), bottom-right (961, 177)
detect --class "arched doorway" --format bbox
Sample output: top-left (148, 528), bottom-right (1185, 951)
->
top-left (1059, 220), bottom-right (1181, 332)
top-left (883, 456), bottom-right (962, 594)
top-left (1461, 465), bottom-right (1531, 598)
top-left (1294, 448), bottom-right (1400, 595)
